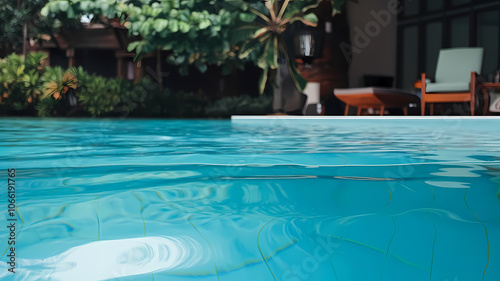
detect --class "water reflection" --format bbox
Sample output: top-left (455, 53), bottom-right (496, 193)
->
top-left (1, 236), bottom-right (204, 281)
top-left (1, 119), bottom-right (500, 280)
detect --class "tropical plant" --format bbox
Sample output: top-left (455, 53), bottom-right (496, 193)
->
top-left (76, 73), bottom-right (147, 116)
top-left (231, 0), bottom-right (345, 93)
top-left (41, 0), bottom-right (345, 93)
top-left (0, 52), bottom-right (157, 117)
top-left (41, 66), bottom-right (78, 100)
top-left (0, 52), bottom-right (47, 113)
top-left (35, 95), bottom-right (56, 117)
top-left (0, 0), bottom-right (67, 57)
top-left (41, 0), bottom-right (120, 20)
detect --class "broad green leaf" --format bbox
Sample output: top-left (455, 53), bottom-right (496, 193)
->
top-left (101, 3), bottom-right (110, 12)
top-left (132, 21), bottom-right (141, 33)
top-left (239, 13), bottom-right (256, 22)
top-left (199, 19), bottom-right (211, 30)
top-left (169, 9), bottom-right (179, 18)
top-left (139, 21), bottom-right (152, 34)
top-left (127, 41), bottom-right (141, 52)
top-left (153, 19), bottom-right (169, 32)
top-left (169, 19), bottom-right (179, 32)
top-left (285, 48), bottom-right (307, 92)
top-left (258, 67), bottom-right (268, 94)
top-left (58, 1), bottom-right (69, 12)
top-left (303, 13), bottom-right (318, 25)
top-left (179, 21), bottom-right (190, 33)
top-left (49, 2), bottom-right (59, 13)
top-left (16, 65), bottom-right (25, 76)
top-left (266, 36), bottom-right (278, 69)
top-left (257, 39), bottom-right (271, 69)
top-left (179, 13), bottom-right (190, 22)
top-left (67, 6), bottom-right (75, 18)
top-left (40, 6), bottom-right (49, 17)
top-left (151, 7), bottom-right (162, 17)
top-left (173, 55), bottom-right (185, 64)
top-left (79, 1), bottom-right (94, 11)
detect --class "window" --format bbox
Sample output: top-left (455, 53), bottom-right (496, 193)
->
top-left (426, 0), bottom-right (444, 12)
top-left (401, 26), bottom-right (419, 89)
top-left (397, 1), bottom-right (500, 89)
top-left (425, 21), bottom-right (443, 78)
top-left (403, 0), bottom-right (419, 17)
top-left (478, 10), bottom-right (500, 75)
top-left (451, 0), bottom-right (470, 7)
top-left (450, 16), bottom-right (470, 48)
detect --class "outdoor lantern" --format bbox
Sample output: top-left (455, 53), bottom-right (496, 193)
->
top-left (293, 25), bottom-right (324, 65)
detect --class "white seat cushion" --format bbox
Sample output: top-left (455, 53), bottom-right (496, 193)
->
top-left (334, 87), bottom-right (414, 95)
top-left (426, 82), bottom-right (470, 93)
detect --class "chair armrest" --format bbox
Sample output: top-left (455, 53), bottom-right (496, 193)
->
top-left (421, 73), bottom-right (434, 95)
top-left (421, 73), bottom-right (433, 83)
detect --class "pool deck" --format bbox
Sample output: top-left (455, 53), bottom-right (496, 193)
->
top-left (232, 115), bottom-right (500, 120)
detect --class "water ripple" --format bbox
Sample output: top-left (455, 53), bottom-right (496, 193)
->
top-left (0, 236), bottom-right (204, 281)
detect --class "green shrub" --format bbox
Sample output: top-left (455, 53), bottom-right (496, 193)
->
top-left (77, 75), bottom-right (147, 117)
top-left (35, 96), bottom-right (56, 117)
top-left (0, 52), bottom-right (47, 115)
top-left (0, 53), bottom-right (149, 117)
top-left (1, 52), bottom-right (271, 118)
top-left (205, 94), bottom-right (272, 117)
top-left (132, 81), bottom-right (207, 118)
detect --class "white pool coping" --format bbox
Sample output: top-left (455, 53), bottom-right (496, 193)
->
top-left (231, 115), bottom-right (500, 120)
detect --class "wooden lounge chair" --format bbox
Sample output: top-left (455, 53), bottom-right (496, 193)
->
top-left (421, 48), bottom-right (484, 116)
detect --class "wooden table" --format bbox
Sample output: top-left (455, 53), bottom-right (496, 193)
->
top-left (334, 87), bottom-right (420, 116)
top-left (481, 82), bottom-right (500, 115)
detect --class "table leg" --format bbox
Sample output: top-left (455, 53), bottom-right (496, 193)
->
top-left (357, 107), bottom-right (362, 116)
top-left (430, 104), bottom-right (434, 116)
top-left (380, 106), bottom-right (385, 116)
top-left (344, 104), bottom-right (349, 116)
top-left (403, 107), bottom-right (408, 116)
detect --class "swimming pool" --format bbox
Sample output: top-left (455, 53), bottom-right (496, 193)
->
top-left (1, 117), bottom-right (499, 281)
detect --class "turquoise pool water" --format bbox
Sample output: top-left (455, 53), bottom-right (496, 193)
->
top-left (1, 117), bottom-right (500, 281)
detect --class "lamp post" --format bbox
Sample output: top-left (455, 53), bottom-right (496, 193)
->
top-left (293, 25), bottom-right (324, 66)
top-left (293, 24), bottom-right (325, 114)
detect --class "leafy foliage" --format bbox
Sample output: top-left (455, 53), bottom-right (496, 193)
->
top-left (0, 0), bottom-right (73, 57)
top-left (0, 53), bottom-right (143, 116)
top-left (76, 71), bottom-right (146, 116)
top-left (0, 52), bottom-right (47, 112)
top-left (1, 52), bottom-right (272, 117)
top-left (41, 0), bottom-right (121, 20)
top-left (35, 96), bottom-right (56, 117)
top-left (134, 84), bottom-right (208, 118)
top-left (41, 66), bottom-right (78, 100)
top-left (41, 0), bottom-right (345, 92)
top-left (233, 0), bottom-right (324, 93)
top-left (205, 94), bottom-right (272, 117)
